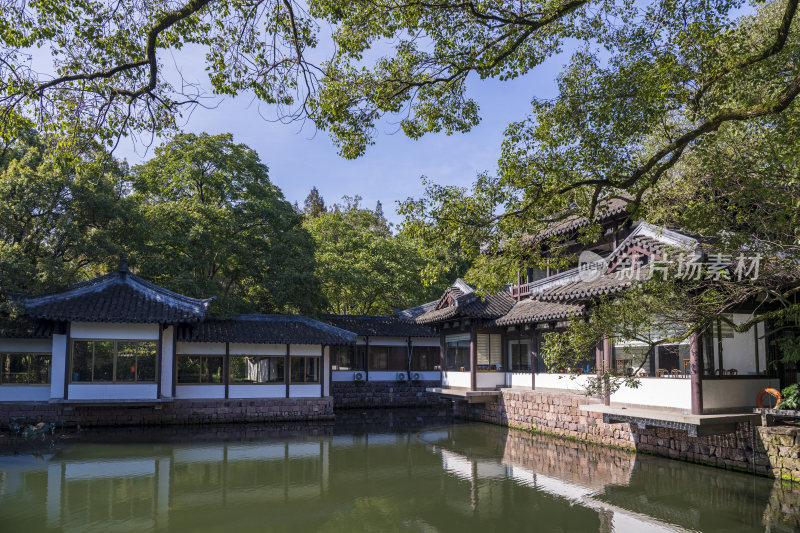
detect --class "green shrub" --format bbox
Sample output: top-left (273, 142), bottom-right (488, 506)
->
top-left (777, 383), bottom-right (800, 410)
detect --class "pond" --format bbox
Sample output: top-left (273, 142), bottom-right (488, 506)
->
top-left (0, 408), bottom-right (797, 532)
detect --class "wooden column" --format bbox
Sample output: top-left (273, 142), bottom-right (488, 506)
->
top-left (285, 344), bottom-right (290, 398)
top-left (224, 342), bottom-right (230, 399)
top-left (716, 319), bottom-right (724, 375)
top-left (690, 331), bottom-right (703, 415)
top-left (530, 329), bottom-right (537, 390)
top-left (63, 322), bottom-right (71, 400)
top-left (407, 336), bottom-right (412, 379)
top-left (320, 344), bottom-right (325, 398)
top-left (754, 323), bottom-right (761, 375)
top-left (156, 324), bottom-right (164, 399)
top-left (469, 323), bottom-right (478, 392)
top-left (364, 336), bottom-right (370, 381)
top-left (603, 337), bottom-right (612, 406)
top-left (439, 332), bottom-right (446, 386)
top-left (595, 340), bottom-right (603, 400)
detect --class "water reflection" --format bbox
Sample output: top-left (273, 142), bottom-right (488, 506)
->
top-left (0, 410), bottom-right (797, 532)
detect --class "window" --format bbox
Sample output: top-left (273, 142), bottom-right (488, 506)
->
top-left (445, 334), bottom-right (470, 371)
top-left (230, 356), bottom-right (285, 384)
top-left (291, 357), bottom-right (320, 383)
top-left (369, 346), bottom-right (407, 371)
top-left (509, 339), bottom-right (531, 371)
top-left (411, 346), bottom-right (439, 371)
top-left (71, 340), bottom-right (157, 383)
top-left (477, 334), bottom-right (503, 371)
top-left (177, 355), bottom-right (224, 384)
top-left (332, 346), bottom-right (365, 371)
top-left (0, 353), bottom-right (51, 384)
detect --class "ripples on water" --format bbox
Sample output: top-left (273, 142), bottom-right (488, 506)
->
top-left (0, 408), bottom-right (797, 532)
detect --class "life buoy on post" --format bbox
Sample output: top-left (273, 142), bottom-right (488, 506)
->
top-left (756, 388), bottom-right (782, 408)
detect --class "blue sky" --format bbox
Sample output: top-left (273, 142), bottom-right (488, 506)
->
top-left (115, 49), bottom-right (569, 226)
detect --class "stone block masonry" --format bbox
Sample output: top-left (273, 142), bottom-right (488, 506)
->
top-left (332, 380), bottom-right (442, 409)
top-left (452, 388), bottom-right (800, 483)
top-left (0, 397), bottom-right (333, 427)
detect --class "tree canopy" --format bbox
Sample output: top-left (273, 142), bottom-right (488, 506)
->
top-left (131, 132), bottom-right (322, 315)
top-left (303, 197), bottom-right (451, 315)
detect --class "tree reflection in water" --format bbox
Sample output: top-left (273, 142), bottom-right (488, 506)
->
top-left (0, 408), bottom-right (797, 532)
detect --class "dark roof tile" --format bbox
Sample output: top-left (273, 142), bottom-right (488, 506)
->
top-left (324, 315), bottom-right (436, 337)
top-left (178, 315), bottom-right (356, 345)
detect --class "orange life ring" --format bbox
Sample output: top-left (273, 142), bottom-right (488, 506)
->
top-left (756, 388), bottom-right (782, 408)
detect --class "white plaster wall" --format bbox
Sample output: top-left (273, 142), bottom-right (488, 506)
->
top-left (175, 342), bottom-right (225, 355)
top-left (509, 372), bottom-right (533, 389)
top-left (0, 338), bottom-right (52, 352)
top-left (477, 372), bottom-right (505, 389)
top-left (442, 371), bottom-right (470, 388)
top-left (0, 386), bottom-right (51, 401)
top-left (411, 338), bottom-right (440, 346)
top-left (703, 378), bottom-right (780, 410)
top-left (230, 343), bottom-right (285, 355)
top-left (70, 322), bottom-right (159, 340)
top-left (228, 384), bottom-right (285, 398)
top-left (289, 384), bottom-right (320, 397)
top-left (67, 384), bottom-right (158, 400)
top-left (368, 371), bottom-right (407, 382)
top-left (175, 385), bottom-right (225, 399)
top-left (332, 371), bottom-right (356, 382)
top-left (536, 373), bottom-right (592, 392)
top-left (290, 344), bottom-right (322, 356)
top-left (50, 334), bottom-right (67, 400)
top-left (410, 371), bottom-right (441, 381)
top-left (610, 378), bottom-right (691, 410)
top-left (160, 326), bottom-right (174, 398)
top-left (714, 314), bottom-right (765, 375)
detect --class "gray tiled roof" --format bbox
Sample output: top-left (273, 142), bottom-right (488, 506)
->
top-left (178, 314), bottom-right (356, 345)
top-left (324, 315), bottom-right (436, 337)
top-left (492, 299), bottom-right (585, 326)
top-left (19, 266), bottom-right (213, 324)
top-left (538, 265), bottom-right (650, 302)
top-left (414, 280), bottom-right (515, 325)
top-left (533, 197), bottom-right (630, 242)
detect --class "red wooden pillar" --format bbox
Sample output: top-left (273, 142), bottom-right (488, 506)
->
top-left (603, 337), bottom-right (612, 406)
top-left (439, 332), bottom-right (445, 386)
top-left (690, 331), bottom-right (703, 415)
top-left (530, 329), bottom-right (537, 390)
top-left (469, 323), bottom-right (478, 391)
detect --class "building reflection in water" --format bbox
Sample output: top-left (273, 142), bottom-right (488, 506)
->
top-left (0, 418), bottom-right (798, 532)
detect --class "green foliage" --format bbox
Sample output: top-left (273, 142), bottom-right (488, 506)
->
top-left (0, 131), bottom-right (133, 295)
top-left (778, 383), bottom-right (800, 410)
top-left (304, 198), bottom-right (449, 315)
top-left (303, 187), bottom-right (327, 218)
top-left (131, 132), bottom-right (322, 315)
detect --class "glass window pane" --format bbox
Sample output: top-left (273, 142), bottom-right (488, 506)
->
top-left (31, 354), bottom-right (51, 384)
top-left (92, 341), bottom-right (114, 382)
top-left (411, 346), bottom-right (436, 371)
top-left (116, 342), bottom-right (138, 382)
top-left (388, 346), bottom-right (407, 371)
top-left (178, 356), bottom-right (202, 383)
top-left (136, 342), bottom-right (157, 382)
top-left (369, 347), bottom-right (388, 370)
top-left (72, 341), bottom-right (93, 382)
top-left (1, 353), bottom-right (24, 383)
top-left (291, 357), bottom-right (305, 383)
top-left (206, 356), bottom-right (224, 383)
top-left (306, 358), bottom-right (319, 382)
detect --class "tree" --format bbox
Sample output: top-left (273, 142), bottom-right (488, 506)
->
top-left (303, 202), bottom-right (444, 315)
top-left (131, 132), bottom-right (322, 315)
top-left (0, 131), bottom-right (133, 296)
top-left (303, 186), bottom-right (327, 217)
top-left (3, 0), bottom-right (798, 170)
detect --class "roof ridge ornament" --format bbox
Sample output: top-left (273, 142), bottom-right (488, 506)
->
top-left (117, 253), bottom-right (129, 274)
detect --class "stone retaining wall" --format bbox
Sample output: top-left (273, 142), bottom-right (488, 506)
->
top-left (452, 388), bottom-right (800, 482)
top-left (0, 397), bottom-right (333, 427)
top-left (332, 380), bottom-right (441, 409)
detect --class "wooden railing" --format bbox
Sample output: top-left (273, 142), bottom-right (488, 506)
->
top-left (510, 283), bottom-right (531, 300)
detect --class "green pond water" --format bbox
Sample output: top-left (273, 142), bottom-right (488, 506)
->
top-left (0, 409), bottom-right (797, 532)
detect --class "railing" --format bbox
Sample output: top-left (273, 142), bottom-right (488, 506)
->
top-left (510, 283), bottom-right (531, 300)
